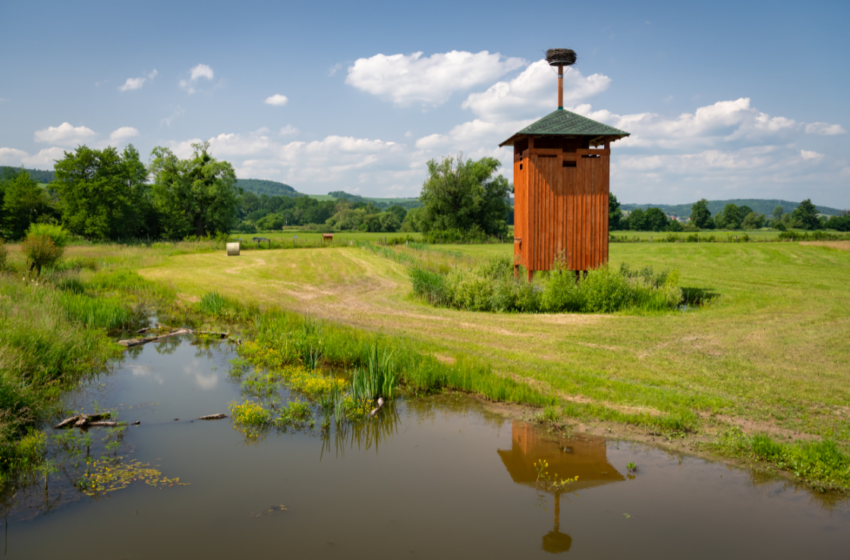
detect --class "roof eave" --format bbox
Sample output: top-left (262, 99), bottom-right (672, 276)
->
top-left (499, 132), bottom-right (631, 148)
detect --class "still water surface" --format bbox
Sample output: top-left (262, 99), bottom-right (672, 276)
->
top-left (5, 339), bottom-right (849, 559)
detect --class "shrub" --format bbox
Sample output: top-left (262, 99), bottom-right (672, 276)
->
top-left (410, 256), bottom-right (684, 314)
top-left (410, 267), bottom-right (448, 306)
top-left (21, 224), bottom-right (69, 275)
top-left (541, 270), bottom-right (583, 312)
top-left (581, 267), bottom-right (631, 312)
top-left (778, 230), bottom-right (803, 241)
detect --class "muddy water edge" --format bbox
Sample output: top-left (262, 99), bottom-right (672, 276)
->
top-left (3, 337), bottom-right (849, 559)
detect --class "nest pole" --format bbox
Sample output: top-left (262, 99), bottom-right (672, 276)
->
top-left (558, 65), bottom-right (564, 109)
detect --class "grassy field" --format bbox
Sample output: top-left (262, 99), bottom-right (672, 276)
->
top-left (246, 230), bottom-right (421, 243)
top-left (610, 229), bottom-right (783, 241)
top-left (137, 240), bottom-right (850, 444)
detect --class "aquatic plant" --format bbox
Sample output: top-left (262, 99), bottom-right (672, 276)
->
top-left (534, 459), bottom-right (579, 492)
top-left (350, 344), bottom-right (397, 402)
top-left (229, 399), bottom-right (273, 426)
top-left (274, 401), bottom-right (313, 428)
top-left (77, 457), bottom-right (187, 498)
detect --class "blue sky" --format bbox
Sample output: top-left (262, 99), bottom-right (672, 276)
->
top-left (1, 0), bottom-right (848, 207)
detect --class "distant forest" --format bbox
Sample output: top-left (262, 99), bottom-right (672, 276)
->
top-left (328, 191), bottom-right (421, 210)
top-left (0, 166), bottom-right (55, 184)
top-left (621, 199), bottom-right (845, 218)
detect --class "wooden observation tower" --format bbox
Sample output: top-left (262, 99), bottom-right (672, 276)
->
top-left (500, 49), bottom-right (630, 281)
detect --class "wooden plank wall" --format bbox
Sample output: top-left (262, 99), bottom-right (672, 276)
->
top-left (513, 147), bottom-right (528, 269)
top-left (515, 145), bottom-right (610, 273)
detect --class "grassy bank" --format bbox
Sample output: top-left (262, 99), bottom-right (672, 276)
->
top-left (2, 236), bottom-right (848, 493)
top-left (0, 245), bottom-right (184, 488)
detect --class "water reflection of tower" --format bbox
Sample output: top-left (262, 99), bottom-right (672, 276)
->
top-left (497, 422), bottom-right (625, 554)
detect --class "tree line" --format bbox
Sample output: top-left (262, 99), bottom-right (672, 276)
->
top-left (608, 196), bottom-right (848, 232)
top-left (0, 143), bottom-right (240, 241)
top-left (0, 147), bottom-right (512, 241)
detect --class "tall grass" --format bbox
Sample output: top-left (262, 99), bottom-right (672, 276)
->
top-left (712, 430), bottom-right (850, 492)
top-left (0, 275), bottom-right (124, 483)
top-left (350, 344), bottom-right (397, 401)
top-left (410, 255), bottom-right (684, 314)
top-left (57, 292), bottom-right (134, 330)
top-left (0, 263), bottom-right (173, 487)
top-left (235, 301), bottom-right (554, 408)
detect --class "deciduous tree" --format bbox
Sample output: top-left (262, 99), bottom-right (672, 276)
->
top-left (2, 171), bottom-right (55, 239)
top-left (149, 142), bottom-right (240, 239)
top-left (419, 154), bottom-right (510, 238)
top-left (791, 199), bottom-right (820, 230)
top-left (53, 145), bottom-right (150, 240)
top-left (690, 199), bottom-right (712, 229)
top-left (609, 193), bottom-right (622, 230)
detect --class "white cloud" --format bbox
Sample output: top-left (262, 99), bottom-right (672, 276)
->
top-left (0, 147), bottom-right (66, 168)
top-left (180, 64), bottom-right (214, 94)
top-left (166, 130), bottom-right (410, 194)
top-left (109, 126), bottom-right (139, 144)
top-left (617, 146), bottom-right (778, 173)
top-left (119, 77), bottom-right (145, 91)
top-left (190, 64), bottom-right (213, 81)
top-left (0, 147), bottom-right (29, 165)
top-left (416, 118), bottom-right (530, 152)
top-left (800, 150), bottom-right (823, 161)
top-left (328, 63), bottom-right (342, 77)
top-left (279, 125), bottom-right (299, 136)
top-left (346, 50), bottom-right (526, 106)
top-left (805, 122), bottom-right (846, 136)
top-left (118, 69), bottom-right (158, 92)
top-left (34, 122), bottom-right (96, 146)
top-left (462, 60), bottom-right (611, 121)
top-left (264, 94), bottom-right (289, 106)
top-left (566, 98), bottom-right (838, 149)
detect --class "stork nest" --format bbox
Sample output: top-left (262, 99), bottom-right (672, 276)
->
top-left (546, 48), bottom-right (577, 66)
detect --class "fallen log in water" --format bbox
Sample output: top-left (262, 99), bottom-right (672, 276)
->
top-left (118, 328), bottom-right (193, 347)
top-left (54, 413), bottom-right (112, 429)
top-left (198, 413), bottom-right (227, 420)
top-left (89, 421), bottom-right (121, 427)
top-left (119, 327), bottom-right (238, 348)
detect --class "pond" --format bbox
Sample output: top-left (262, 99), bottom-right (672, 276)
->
top-left (4, 337), bottom-right (849, 558)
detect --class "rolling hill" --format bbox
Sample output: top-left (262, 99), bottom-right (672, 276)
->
top-left (236, 178), bottom-right (302, 197)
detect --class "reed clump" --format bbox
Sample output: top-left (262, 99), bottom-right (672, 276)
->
top-left (410, 256), bottom-right (684, 313)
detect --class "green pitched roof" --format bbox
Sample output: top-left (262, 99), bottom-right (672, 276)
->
top-left (499, 108), bottom-right (629, 146)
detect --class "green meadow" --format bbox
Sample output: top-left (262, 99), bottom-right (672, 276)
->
top-left (137, 239), bottom-right (850, 441)
top-left (2, 235), bottom-right (849, 489)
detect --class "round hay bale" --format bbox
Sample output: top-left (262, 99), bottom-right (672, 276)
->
top-left (546, 48), bottom-right (577, 67)
top-left (226, 242), bottom-right (240, 256)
